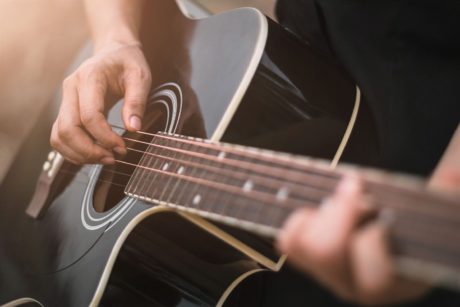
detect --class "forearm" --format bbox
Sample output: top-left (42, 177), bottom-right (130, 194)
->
top-left (84, 0), bottom-right (146, 51)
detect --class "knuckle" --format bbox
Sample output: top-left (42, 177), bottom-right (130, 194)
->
top-left (82, 150), bottom-right (96, 162)
top-left (62, 76), bottom-right (75, 91)
top-left (126, 97), bottom-right (145, 110)
top-left (80, 110), bottom-right (103, 127)
top-left (77, 62), bottom-right (102, 80)
top-left (129, 66), bottom-right (151, 83)
top-left (50, 134), bottom-right (59, 149)
top-left (57, 123), bottom-right (73, 141)
top-left (80, 112), bottom-right (95, 126)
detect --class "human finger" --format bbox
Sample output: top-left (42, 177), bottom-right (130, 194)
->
top-left (277, 208), bottom-right (315, 254)
top-left (52, 79), bottom-right (114, 164)
top-left (350, 222), bottom-right (429, 305)
top-left (78, 72), bottom-right (126, 153)
top-left (286, 176), bottom-right (372, 297)
top-left (121, 64), bottom-right (152, 131)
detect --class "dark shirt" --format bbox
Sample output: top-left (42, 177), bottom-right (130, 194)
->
top-left (276, 0), bottom-right (460, 176)
top-left (261, 1), bottom-right (460, 306)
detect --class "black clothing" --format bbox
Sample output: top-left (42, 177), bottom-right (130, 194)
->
top-left (261, 1), bottom-right (460, 306)
top-left (276, 0), bottom-right (460, 176)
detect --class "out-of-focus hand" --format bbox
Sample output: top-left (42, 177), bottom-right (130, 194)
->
top-left (277, 176), bottom-right (429, 306)
top-left (50, 42), bottom-right (152, 165)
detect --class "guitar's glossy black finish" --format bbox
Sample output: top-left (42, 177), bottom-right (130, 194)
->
top-left (0, 2), bottom-right (371, 306)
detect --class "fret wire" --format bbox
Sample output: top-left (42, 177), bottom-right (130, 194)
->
top-left (173, 140), bottom-right (202, 209)
top-left (124, 135), bottom-right (460, 224)
top-left (393, 238), bottom-right (460, 270)
top-left (137, 136), bottom-right (164, 199)
top-left (211, 158), bottom-right (244, 217)
top-left (153, 136), bottom-right (178, 202)
top-left (127, 137), bottom-right (150, 195)
top-left (125, 143), bottom-right (329, 211)
top-left (120, 159), bottom-right (315, 212)
top-left (123, 136), bottom-right (338, 191)
top-left (166, 140), bottom-right (195, 207)
top-left (60, 166), bottom-right (460, 248)
top-left (392, 216), bottom-right (460, 252)
top-left (192, 141), bottom-right (217, 211)
top-left (153, 132), bottom-right (338, 178)
top-left (64, 167), bottom-right (460, 267)
top-left (119, 140), bottom-right (460, 229)
top-left (135, 136), bottom-right (158, 196)
top-left (125, 141), bottom-right (460, 224)
top-left (128, 143), bottom-right (329, 202)
top-left (228, 156), bottom-right (264, 222)
top-left (366, 184), bottom-right (460, 223)
top-left (158, 137), bottom-right (186, 204)
top-left (186, 140), bottom-right (212, 211)
top-left (119, 131), bottom-right (460, 230)
top-left (124, 131), bottom-right (460, 211)
top-left (150, 137), bottom-right (180, 202)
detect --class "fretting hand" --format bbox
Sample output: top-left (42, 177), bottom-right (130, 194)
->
top-left (277, 126), bottom-right (460, 305)
top-left (277, 176), bottom-right (428, 305)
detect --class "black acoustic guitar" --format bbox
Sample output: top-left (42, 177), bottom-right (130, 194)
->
top-left (1, 2), bottom-right (458, 306)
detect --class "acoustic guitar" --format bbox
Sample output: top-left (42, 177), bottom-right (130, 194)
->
top-left (1, 2), bottom-right (458, 306)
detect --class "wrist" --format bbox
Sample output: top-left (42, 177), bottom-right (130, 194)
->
top-left (93, 28), bottom-right (142, 53)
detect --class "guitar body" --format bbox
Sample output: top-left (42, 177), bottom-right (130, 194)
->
top-left (0, 2), bottom-right (378, 306)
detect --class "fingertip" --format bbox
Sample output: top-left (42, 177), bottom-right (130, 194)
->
top-left (336, 175), bottom-right (361, 195)
top-left (277, 209), bottom-right (313, 252)
top-left (113, 146), bottom-right (127, 155)
top-left (128, 115), bottom-right (142, 131)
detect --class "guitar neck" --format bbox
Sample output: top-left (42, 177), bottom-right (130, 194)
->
top-left (125, 132), bottom-right (460, 288)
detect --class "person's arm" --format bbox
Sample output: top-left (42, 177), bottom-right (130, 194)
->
top-left (85, 0), bottom-right (144, 52)
top-left (51, 0), bottom-right (151, 165)
top-left (277, 125), bottom-right (460, 305)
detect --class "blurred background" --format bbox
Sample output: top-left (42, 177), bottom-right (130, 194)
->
top-left (0, 0), bottom-right (276, 182)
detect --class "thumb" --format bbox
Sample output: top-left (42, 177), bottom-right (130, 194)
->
top-left (122, 67), bottom-right (152, 131)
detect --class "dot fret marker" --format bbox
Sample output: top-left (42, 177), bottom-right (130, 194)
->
top-left (243, 180), bottom-right (254, 192)
top-left (276, 187), bottom-right (289, 201)
top-left (193, 194), bottom-right (202, 205)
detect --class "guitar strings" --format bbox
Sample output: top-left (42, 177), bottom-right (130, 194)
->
top-left (52, 132), bottom-right (460, 263)
top-left (118, 131), bottom-right (459, 213)
top-left (57, 154), bottom-right (460, 264)
top-left (55, 126), bottom-right (460, 223)
top-left (48, 127), bottom-right (460, 270)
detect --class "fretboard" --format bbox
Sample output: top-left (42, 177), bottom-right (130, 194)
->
top-left (125, 133), bottom-right (341, 235)
top-left (124, 132), bottom-right (460, 289)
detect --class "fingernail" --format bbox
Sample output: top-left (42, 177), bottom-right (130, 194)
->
top-left (113, 146), bottom-right (127, 155)
top-left (130, 115), bottom-right (142, 131)
top-left (337, 175), bottom-right (359, 194)
top-left (101, 157), bottom-right (115, 165)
